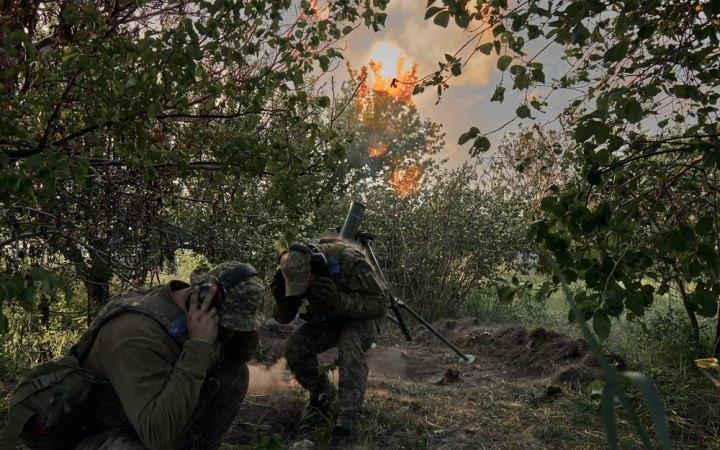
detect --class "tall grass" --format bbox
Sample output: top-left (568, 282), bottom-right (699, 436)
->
top-left (462, 277), bottom-right (720, 447)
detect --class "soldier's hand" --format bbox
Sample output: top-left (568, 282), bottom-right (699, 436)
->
top-left (270, 269), bottom-right (286, 302)
top-left (308, 276), bottom-right (340, 310)
top-left (186, 286), bottom-right (219, 344)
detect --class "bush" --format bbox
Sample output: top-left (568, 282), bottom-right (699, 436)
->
top-left (359, 164), bottom-right (535, 320)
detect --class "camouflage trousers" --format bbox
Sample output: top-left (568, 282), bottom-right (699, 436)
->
top-left (285, 320), bottom-right (377, 426)
top-left (73, 362), bottom-right (249, 450)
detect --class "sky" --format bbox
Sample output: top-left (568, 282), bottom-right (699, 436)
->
top-left (335, 0), bottom-right (571, 168)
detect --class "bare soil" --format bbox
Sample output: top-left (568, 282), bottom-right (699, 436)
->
top-left (222, 318), bottom-right (634, 449)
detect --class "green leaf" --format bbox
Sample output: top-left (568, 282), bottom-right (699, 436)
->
top-left (498, 285), bottom-right (517, 304)
top-left (693, 288), bottom-right (718, 317)
top-left (540, 196), bottom-right (565, 216)
top-left (491, 85), bottom-right (506, 102)
top-left (593, 311), bottom-right (611, 342)
top-left (604, 40), bottom-right (629, 62)
top-left (458, 127), bottom-right (480, 145)
top-left (424, 6), bottom-right (444, 19)
top-left (516, 104), bottom-right (531, 118)
top-left (0, 312), bottom-right (7, 333)
top-left (625, 291), bottom-right (646, 316)
top-left (318, 55), bottom-right (330, 71)
top-left (497, 55), bottom-right (512, 71)
top-left (586, 166), bottom-right (602, 185)
top-left (621, 372), bottom-right (671, 449)
top-left (600, 384), bottom-right (619, 450)
top-left (470, 136), bottom-right (491, 155)
top-left (603, 286), bottom-right (626, 317)
top-left (433, 11), bottom-right (450, 27)
top-left (148, 102), bottom-right (162, 118)
top-left (531, 67), bottom-right (545, 83)
top-left (622, 99), bottom-right (643, 123)
top-left (478, 42), bottom-right (494, 55)
top-left (317, 96), bottom-right (331, 108)
top-left (492, 23), bottom-right (506, 37)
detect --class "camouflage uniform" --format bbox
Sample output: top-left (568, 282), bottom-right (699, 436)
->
top-left (72, 261), bottom-right (264, 450)
top-left (274, 240), bottom-right (388, 430)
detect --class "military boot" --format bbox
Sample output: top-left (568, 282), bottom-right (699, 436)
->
top-left (328, 412), bottom-right (360, 448)
top-left (301, 384), bottom-right (338, 426)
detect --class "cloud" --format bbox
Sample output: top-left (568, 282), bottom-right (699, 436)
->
top-left (344, 0), bottom-right (496, 87)
top-left (336, 0), bottom-right (506, 169)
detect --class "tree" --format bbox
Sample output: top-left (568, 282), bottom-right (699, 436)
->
top-left (0, 0), bottom-right (389, 327)
top-left (481, 127), bottom-right (573, 204)
top-left (361, 164), bottom-right (534, 320)
top-left (421, 1), bottom-right (720, 350)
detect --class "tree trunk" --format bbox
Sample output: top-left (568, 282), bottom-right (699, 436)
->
top-left (714, 312), bottom-right (720, 357)
top-left (676, 278), bottom-right (700, 343)
top-left (83, 272), bottom-right (112, 324)
top-left (61, 243), bottom-right (114, 324)
top-left (37, 294), bottom-right (53, 361)
top-left (38, 294), bottom-right (50, 328)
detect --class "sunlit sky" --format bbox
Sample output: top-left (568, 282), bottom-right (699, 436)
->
top-left (335, 0), bottom-right (571, 168)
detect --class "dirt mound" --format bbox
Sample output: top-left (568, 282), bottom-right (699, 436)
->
top-left (407, 319), bottom-right (624, 388)
top-left (410, 318), bottom-right (481, 344)
top-left (485, 326), bottom-right (590, 375)
top-left (252, 317), bottom-right (623, 392)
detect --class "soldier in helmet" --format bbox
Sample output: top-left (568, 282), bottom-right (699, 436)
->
top-left (271, 237), bottom-right (388, 445)
top-left (72, 261), bottom-right (265, 449)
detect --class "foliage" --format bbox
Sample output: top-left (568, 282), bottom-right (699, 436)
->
top-left (359, 164), bottom-right (534, 320)
top-left (422, 0), bottom-right (720, 349)
top-left (481, 127), bottom-right (573, 203)
top-left (0, 0), bottom-right (388, 326)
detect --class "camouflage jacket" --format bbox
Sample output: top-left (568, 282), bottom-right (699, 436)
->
top-left (273, 241), bottom-right (388, 324)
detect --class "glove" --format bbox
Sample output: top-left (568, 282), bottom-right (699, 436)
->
top-left (308, 276), bottom-right (341, 310)
top-left (270, 269), bottom-right (286, 302)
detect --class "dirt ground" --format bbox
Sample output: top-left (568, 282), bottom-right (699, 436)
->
top-left (222, 318), bottom-right (636, 449)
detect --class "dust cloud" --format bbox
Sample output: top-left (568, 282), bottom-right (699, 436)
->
top-left (247, 358), bottom-right (296, 394)
top-left (247, 346), bottom-right (409, 395)
top-left (369, 346), bottom-right (409, 378)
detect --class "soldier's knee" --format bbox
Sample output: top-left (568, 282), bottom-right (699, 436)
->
top-left (284, 338), bottom-right (306, 369)
top-left (339, 331), bottom-right (372, 354)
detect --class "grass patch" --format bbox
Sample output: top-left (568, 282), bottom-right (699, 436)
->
top-left (461, 279), bottom-right (720, 448)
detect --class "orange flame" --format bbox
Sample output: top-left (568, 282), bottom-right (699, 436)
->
top-left (389, 164), bottom-right (422, 198)
top-left (354, 59), bottom-right (418, 106)
top-left (368, 142), bottom-right (388, 158)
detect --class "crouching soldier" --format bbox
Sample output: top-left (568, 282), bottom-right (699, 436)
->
top-left (270, 238), bottom-right (388, 446)
top-left (3, 261), bottom-right (264, 450)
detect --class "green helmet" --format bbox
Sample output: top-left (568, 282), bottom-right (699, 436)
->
top-left (191, 261), bottom-right (265, 332)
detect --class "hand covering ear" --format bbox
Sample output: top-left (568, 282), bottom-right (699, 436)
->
top-left (307, 276), bottom-right (340, 310)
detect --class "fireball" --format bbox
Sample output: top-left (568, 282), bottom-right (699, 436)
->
top-left (368, 142), bottom-right (388, 158)
top-left (389, 164), bottom-right (422, 198)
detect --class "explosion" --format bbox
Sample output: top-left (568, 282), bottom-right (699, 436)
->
top-left (347, 58), bottom-right (425, 198)
top-left (354, 58), bottom-right (418, 107)
top-left (389, 164), bottom-right (422, 198)
top-left (368, 141), bottom-right (388, 158)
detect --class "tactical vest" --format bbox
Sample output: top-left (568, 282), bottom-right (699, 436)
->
top-left (2, 285), bottom-right (187, 450)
